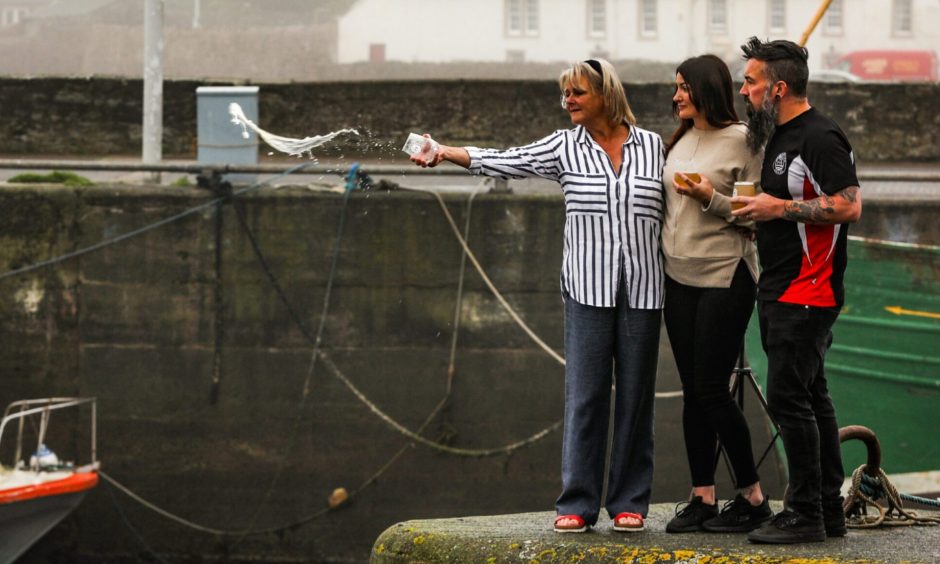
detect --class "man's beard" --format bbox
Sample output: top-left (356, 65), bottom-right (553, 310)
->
top-left (745, 94), bottom-right (778, 153)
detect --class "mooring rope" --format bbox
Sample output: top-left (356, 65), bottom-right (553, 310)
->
top-left (0, 161), bottom-right (318, 282)
top-left (844, 464), bottom-right (940, 528)
top-left (403, 185), bottom-right (684, 400)
top-left (103, 474), bottom-right (171, 562)
top-left (445, 182), bottom-right (486, 392)
top-left (6, 169), bottom-right (684, 541)
top-left (100, 177), bottom-right (562, 539)
top-left (226, 169), bottom-right (359, 546)
top-left (316, 351), bottom-right (563, 457)
top-left (227, 177), bottom-right (565, 458)
top-left (402, 186), bottom-right (566, 366)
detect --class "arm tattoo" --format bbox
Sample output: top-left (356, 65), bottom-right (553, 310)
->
top-left (839, 186), bottom-right (859, 203)
top-left (783, 186), bottom-right (859, 224)
top-left (784, 195), bottom-right (836, 223)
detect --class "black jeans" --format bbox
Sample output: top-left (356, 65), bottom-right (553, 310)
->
top-left (758, 300), bottom-right (844, 520)
top-left (664, 261), bottom-right (760, 489)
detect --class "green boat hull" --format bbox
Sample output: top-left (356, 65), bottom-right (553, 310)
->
top-left (745, 236), bottom-right (940, 476)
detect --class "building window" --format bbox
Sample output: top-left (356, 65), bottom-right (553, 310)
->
top-left (708, 0), bottom-right (727, 35)
top-left (824, 0), bottom-right (843, 35)
top-left (1, 7), bottom-right (27, 27)
top-left (588, 0), bottom-right (606, 38)
top-left (768, 0), bottom-right (786, 33)
top-left (506, 0), bottom-right (539, 36)
top-left (639, 0), bottom-right (657, 38)
top-left (892, 0), bottom-right (912, 36)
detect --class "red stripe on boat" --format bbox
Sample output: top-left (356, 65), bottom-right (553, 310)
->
top-left (0, 472), bottom-right (98, 505)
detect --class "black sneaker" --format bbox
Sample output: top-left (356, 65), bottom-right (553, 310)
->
top-left (823, 502), bottom-right (847, 537)
top-left (747, 509), bottom-right (827, 544)
top-left (701, 494), bottom-right (773, 532)
top-left (665, 496), bottom-right (719, 533)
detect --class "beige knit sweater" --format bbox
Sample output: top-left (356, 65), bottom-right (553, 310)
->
top-left (662, 123), bottom-right (763, 288)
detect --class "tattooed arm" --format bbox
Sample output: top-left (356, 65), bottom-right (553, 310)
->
top-left (731, 186), bottom-right (862, 224)
top-left (782, 186), bottom-right (862, 224)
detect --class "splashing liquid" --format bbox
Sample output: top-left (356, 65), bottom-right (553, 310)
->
top-left (228, 103), bottom-right (359, 159)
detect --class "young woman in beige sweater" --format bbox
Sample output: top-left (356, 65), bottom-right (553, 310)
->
top-left (661, 54), bottom-right (772, 534)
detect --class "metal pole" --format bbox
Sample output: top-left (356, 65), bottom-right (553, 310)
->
top-left (143, 0), bottom-right (164, 183)
top-left (91, 400), bottom-right (97, 466)
top-left (798, 0), bottom-right (833, 47)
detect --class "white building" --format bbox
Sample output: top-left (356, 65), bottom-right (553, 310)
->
top-left (336, 0), bottom-right (940, 74)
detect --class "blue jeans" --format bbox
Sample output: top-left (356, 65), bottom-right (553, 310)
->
top-left (758, 300), bottom-right (844, 520)
top-left (555, 288), bottom-right (661, 525)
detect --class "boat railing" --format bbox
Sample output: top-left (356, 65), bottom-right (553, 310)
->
top-left (0, 397), bottom-right (97, 472)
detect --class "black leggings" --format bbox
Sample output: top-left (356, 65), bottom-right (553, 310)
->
top-left (664, 261), bottom-right (759, 489)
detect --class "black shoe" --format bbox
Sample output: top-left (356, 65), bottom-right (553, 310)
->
top-left (665, 496), bottom-right (719, 533)
top-left (701, 494), bottom-right (773, 532)
top-left (747, 509), bottom-right (827, 544)
top-left (823, 502), bottom-right (847, 537)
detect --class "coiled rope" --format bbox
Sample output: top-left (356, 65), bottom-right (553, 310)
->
top-left (844, 465), bottom-right (940, 528)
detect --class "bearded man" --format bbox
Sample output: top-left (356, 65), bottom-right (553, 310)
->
top-left (730, 36), bottom-right (862, 544)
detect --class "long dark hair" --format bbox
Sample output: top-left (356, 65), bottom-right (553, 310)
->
top-left (665, 54), bottom-right (739, 156)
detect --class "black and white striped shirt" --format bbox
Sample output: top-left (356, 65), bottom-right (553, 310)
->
top-left (467, 125), bottom-right (665, 309)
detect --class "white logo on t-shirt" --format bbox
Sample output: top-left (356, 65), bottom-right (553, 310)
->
top-left (773, 152), bottom-right (787, 175)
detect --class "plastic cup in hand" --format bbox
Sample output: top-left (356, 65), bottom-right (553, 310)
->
top-left (673, 172), bottom-right (701, 189)
top-left (403, 133), bottom-right (439, 163)
top-left (732, 181), bottom-right (756, 210)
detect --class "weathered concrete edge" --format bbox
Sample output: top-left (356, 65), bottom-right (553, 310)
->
top-left (370, 503), bottom-right (940, 563)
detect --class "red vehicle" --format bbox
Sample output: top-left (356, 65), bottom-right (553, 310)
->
top-left (834, 50), bottom-right (938, 82)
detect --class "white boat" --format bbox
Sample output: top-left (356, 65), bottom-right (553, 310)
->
top-left (0, 398), bottom-right (99, 564)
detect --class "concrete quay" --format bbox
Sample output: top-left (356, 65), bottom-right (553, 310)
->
top-left (372, 502), bottom-right (940, 563)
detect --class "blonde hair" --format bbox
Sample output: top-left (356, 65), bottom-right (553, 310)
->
top-left (558, 58), bottom-right (636, 126)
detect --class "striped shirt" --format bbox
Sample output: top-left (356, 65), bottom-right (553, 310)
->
top-left (466, 125), bottom-right (665, 309)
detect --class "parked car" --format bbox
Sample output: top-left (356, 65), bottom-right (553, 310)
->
top-left (809, 69), bottom-right (862, 83)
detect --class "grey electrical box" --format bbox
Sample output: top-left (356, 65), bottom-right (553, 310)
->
top-left (196, 86), bottom-right (259, 183)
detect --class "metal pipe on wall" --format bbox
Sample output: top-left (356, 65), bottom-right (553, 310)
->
top-left (143, 0), bottom-right (164, 183)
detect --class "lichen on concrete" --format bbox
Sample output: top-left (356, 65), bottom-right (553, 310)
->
top-left (371, 504), bottom-right (940, 563)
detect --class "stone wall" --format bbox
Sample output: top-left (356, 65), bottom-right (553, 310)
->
top-left (0, 77), bottom-right (937, 162)
top-left (0, 181), bottom-right (936, 561)
top-left (0, 183), bottom-right (570, 562)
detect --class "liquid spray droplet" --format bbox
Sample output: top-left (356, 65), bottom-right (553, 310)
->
top-left (228, 102), bottom-right (359, 159)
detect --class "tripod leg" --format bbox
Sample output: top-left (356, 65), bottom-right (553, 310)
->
top-left (712, 371), bottom-right (743, 481)
top-left (741, 368), bottom-right (782, 469)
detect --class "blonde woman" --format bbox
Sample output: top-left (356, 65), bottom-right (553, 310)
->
top-left (412, 59), bottom-right (664, 534)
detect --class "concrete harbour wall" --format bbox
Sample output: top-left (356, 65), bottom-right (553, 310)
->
top-left (0, 181), bottom-right (936, 561)
top-left (0, 183), bottom-right (568, 562)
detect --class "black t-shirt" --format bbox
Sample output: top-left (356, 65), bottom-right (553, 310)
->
top-left (757, 107), bottom-right (859, 308)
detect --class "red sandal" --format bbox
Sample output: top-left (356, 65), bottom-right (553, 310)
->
top-left (554, 514), bottom-right (588, 533)
top-left (613, 512), bottom-right (645, 532)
